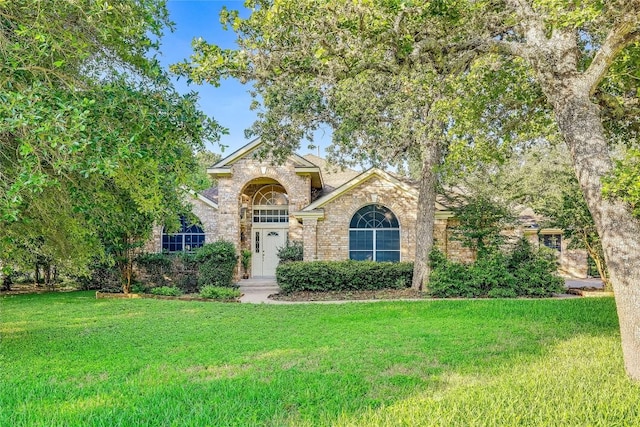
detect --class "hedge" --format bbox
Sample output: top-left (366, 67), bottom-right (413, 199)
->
top-left (194, 241), bottom-right (238, 288)
top-left (276, 260), bottom-right (413, 293)
top-left (428, 238), bottom-right (565, 298)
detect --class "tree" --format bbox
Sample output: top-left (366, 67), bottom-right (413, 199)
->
top-left (501, 145), bottom-right (610, 288)
top-left (1, 0), bottom-right (223, 283)
top-left (448, 194), bottom-right (516, 259)
top-left (482, 0), bottom-right (640, 380)
top-left (174, 0), bottom-right (525, 289)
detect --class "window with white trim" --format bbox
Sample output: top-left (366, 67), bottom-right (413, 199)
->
top-left (349, 204), bottom-right (400, 262)
top-left (162, 216), bottom-right (205, 253)
top-left (541, 234), bottom-right (562, 252)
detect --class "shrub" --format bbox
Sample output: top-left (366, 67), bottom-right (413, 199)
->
top-left (199, 285), bottom-right (241, 300)
top-left (136, 253), bottom-right (172, 287)
top-left (276, 260), bottom-right (413, 293)
top-left (77, 262), bottom-right (121, 292)
top-left (174, 252), bottom-right (199, 293)
top-left (277, 241), bottom-right (303, 263)
top-left (428, 239), bottom-right (564, 298)
top-left (509, 239), bottom-right (565, 297)
top-left (150, 286), bottom-right (182, 296)
top-left (428, 253), bottom-right (478, 298)
top-left (131, 282), bottom-right (148, 294)
top-left (194, 241), bottom-right (238, 288)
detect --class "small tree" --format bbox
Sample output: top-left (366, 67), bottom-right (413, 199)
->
top-left (448, 194), bottom-right (516, 259)
top-left (241, 249), bottom-right (252, 278)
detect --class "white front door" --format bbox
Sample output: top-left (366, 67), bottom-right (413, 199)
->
top-left (252, 228), bottom-right (287, 277)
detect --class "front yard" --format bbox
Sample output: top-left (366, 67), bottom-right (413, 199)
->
top-left (1, 292), bottom-right (638, 426)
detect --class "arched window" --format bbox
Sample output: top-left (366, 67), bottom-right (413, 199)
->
top-left (162, 216), bottom-right (205, 253)
top-left (349, 204), bottom-right (400, 262)
top-left (252, 185), bottom-right (289, 223)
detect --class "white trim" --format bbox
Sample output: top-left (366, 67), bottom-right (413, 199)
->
top-left (302, 168), bottom-right (431, 211)
top-left (292, 210), bottom-right (324, 220)
top-left (212, 137), bottom-right (263, 168)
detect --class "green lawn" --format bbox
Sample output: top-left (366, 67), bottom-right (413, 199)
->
top-left (1, 292), bottom-right (638, 426)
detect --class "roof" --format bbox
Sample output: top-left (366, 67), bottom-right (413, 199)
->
top-left (302, 154), bottom-right (361, 192)
top-left (199, 186), bottom-right (218, 205)
top-left (299, 167), bottom-right (448, 212)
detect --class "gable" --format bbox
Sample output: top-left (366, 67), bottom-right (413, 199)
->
top-left (208, 137), bottom-right (323, 188)
top-left (299, 168), bottom-right (447, 212)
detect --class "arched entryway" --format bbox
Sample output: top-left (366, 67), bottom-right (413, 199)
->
top-left (240, 180), bottom-right (290, 277)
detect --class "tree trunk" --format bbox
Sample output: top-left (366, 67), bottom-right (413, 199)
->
top-left (552, 91), bottom-right (640, 381)
top-left (412, 141), bottom-right (441, 290)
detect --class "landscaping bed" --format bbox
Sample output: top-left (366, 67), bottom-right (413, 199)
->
top-left (95, 291), bottom-right (241, 302)
top-left (270, 288), bottom-right (425, 301)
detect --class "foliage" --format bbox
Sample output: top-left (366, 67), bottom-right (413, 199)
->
top-left (2, 292), bottom-right (637, 426)
top-left (194, 241), bottom-right (238, 288)
top-left (173, 0), bottom-right (536, 289)
top-left (447, 194), bottom-right (516, 258)
top-left (604, 148), bottom-right (640, 218)
top-left (276, 241), bottom-right (303, 264)
top-left (240, 249), bottom-right (252, 273)
top-left (485, 144), bottom-right (610, 289)
top-left (429, 238), bottom-right (564, 298)
top-left (149, 286), bottom-right (183, 297)
top-left (276, 261), bottom-right (413, 294)
top-left (76, 261), bottom-right (122, 292)
top-left (199, 285), bottom-right (241, 300)
top-left (0, 0), bottom-right (224, 286)
top-left (136, 253), bottom-right (173, 282)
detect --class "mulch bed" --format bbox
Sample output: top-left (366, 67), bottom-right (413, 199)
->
top-left (95, 291), bottom-right (241, 303)
top-left (269, 288), bottom-right (426, 302)
top-left (0, 283), bottom-right (77, 295)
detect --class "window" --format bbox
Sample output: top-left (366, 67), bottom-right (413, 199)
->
top-left (541, 234), bottom-right (562, 252)
top-left (162, 216), bottom-right (205, 253)
top-left (253, 185), bottom-right (289, 223)
top-left (349, 204), bottom-right (400, 262)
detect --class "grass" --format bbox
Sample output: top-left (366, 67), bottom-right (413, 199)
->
top-left (0, 292), bottom-right (638, 426)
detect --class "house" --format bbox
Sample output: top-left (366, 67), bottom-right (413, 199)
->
top-left (148, 138), bottom-right (588, 279)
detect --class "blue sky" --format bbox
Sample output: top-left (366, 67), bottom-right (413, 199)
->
top-left (158, 0), bottom-right (329, 157)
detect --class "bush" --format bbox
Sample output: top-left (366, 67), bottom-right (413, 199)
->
top-left (509, 239), bottom-right (565, 297)
top-left (135, 252), bottom-right (198, 293)
top-left (136, 253), bottom-right (172, 287)
top-left (277, 241), bottom-right (304, 263)
top-left (77, 262), bottom-right (121, 292)
top-left (199, 285), bottom-right (241, 300)
top-left (428, 239), bottom-right (564, 298)
top-left (150, 286), bottom-right (183, 296)
top-left (276, 260), bottom-right (413, 294)
top-left (194, 241), bottom-right (238, 288)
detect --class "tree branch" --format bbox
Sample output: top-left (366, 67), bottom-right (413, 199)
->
top-left (584, 14), bottom-right (640, 95)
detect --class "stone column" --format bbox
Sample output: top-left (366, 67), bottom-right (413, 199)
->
top-left (302, 217), bottom-right (318, 261)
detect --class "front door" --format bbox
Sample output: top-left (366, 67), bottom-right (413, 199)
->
top-left (252, 228), bottom-right (287, 277)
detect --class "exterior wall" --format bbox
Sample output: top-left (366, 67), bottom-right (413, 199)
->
top-left (527, 230), bottom-right (588, 278)
top-left (433, 218), bottom-right (476, 263)
top-left (217, 156), bottom-right (310, 254)
top-left (315, 176), bottom-right (418, 261)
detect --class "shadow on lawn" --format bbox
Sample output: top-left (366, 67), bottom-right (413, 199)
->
top-left (1, 292), bottom-right (630, 426)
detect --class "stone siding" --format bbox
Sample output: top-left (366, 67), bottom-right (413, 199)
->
top-left (316, 176), bottom-right (419, 261)
top-left (216, 156), bottom-right (309, 248)
top-left (146, 195), bottom-right (219, 253)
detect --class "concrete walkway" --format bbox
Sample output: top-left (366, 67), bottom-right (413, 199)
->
top-left (237, 278), bottom-right (282, 304)
top-left (237, 277), bottom-right (604, 304)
